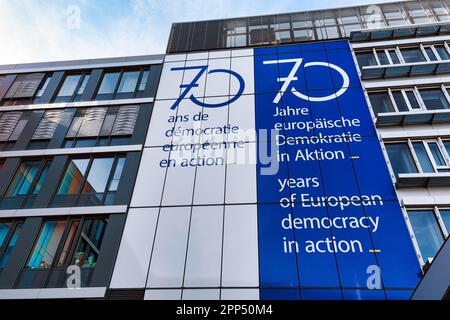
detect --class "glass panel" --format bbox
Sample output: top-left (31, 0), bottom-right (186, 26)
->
top-left (401, 48), bottom-right (426, 63)
top-left (425, 47), bottom-right (438, 61)
top-left (392, 91), bottom-right (409, 111)
top-left (57, 75), bottom-right (81, 98)
top-left (76, 74), bottom-right (90, 95)
top-left (97, 72), bottom-right (120, 95)
top-left (57, 159), bottom-right (90, 195)
top-left (117, 71), bottom-right (140, 93)
top-left (5, 161), bottom-right (40, 196)
top-left (70, 219), bottom-right (107, 269)
top-left (369, 92), bottom-right (395, 115)
top-left (377, 51), bottom-right (390, 65)
top-left (413, 143), bottom-right (435, 173)
top-left (35, 76), bottom-right (52, 98)
top-left (385, 143), bottom-right (418, 175)
top-left (28, 221), bottom-right (67, 269)
top-left (82, 157), bottom-right (114, 194)
top-left (419, 89), bottom-right (449, 110)
top-left (0, 223), bottom-right (23, 268)
top-left (356, 52), bottom-right (377, 67)
top-left (138, 70), bottom-right (149, 91)
top-left (108, 157), bottom-right (125, 192)
top-left (439, 210), bottom-right (450, 235)
top-left (408, 211), bottom-right (444, 260)
top-left (443, 141), bottom-right (450, 159)
top-left (0, 223), bottom-right (12, 248)
top-left (32, 161), bottom-right (50, 195)
top-left (428, 142), bottom-right (447, 166)
top-left (56, 220), bottom-right (80, 266)
top-left (435, 46), bottom-right (450, 60)
top-left (405, 91), bottom-right (421, 109)
top-left (388, 50), bottom-right (400, 64)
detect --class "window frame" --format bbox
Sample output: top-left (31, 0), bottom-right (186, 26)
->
top-left (0, 219), bottom-right (24, 269)
top-left (54, 72), bottom-right (91, 103)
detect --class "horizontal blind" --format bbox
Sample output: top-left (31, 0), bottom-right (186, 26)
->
top-left (111, 105), bottom-right (140, 136)
top-left (0, 112), bottom-right (23, 142)
top-left (32, 110), bottom-right (65, 140)
top-left (4, 73), bottom-right (45, 99)
top-left (77, 107), bottom-right (107, 137)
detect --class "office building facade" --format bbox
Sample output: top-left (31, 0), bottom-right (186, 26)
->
top-left (0, 0), bottom-right (450, 300)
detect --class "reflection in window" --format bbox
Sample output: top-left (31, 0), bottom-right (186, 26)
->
top-left (0, 223), bottom-right (23, 268)
top-left (369, 92), bottom-right (394, 115)
top-left (385, 143), bottom-right (418, 175)
top-left (356, 52), bottom-right (377, 67)
top-left (5, 160), bottom-right (50, 197)
top-left (71, 218), bottom-right (107, 269)
top-left (117, 71), bottom-right (140, 93)
top-left (439, 210), bottom-right (450, 235)
top-left (82, 157), bottom-right (114, 195)
top-left (57, 75), bottom-right (81, 99)
top-left (419, 89), bottom-right (449, 110)
top-left (413, 143), bottom-right (434, 173)
top-left (28, 221), bottom-right (67, 269)
top-left (408, 210), bottom-right (444, 261)
top-left (401, 48), bottom-right (426, 63)
top-left (57, 159), bottom-right (90, 195)
top-left (97, 72), bottom-right (120, 95)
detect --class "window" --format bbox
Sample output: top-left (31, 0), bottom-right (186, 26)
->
top-left (18, 216), bottom-right (108, 288)
top-left (2, 73), bottom-right (46, 106)
top-left (54, 155), bottom-right (126, 207)
top-left (385, 143), bottom-right (418, 175)
top-left (435, 45), bottom-right (450, 60)
top-left (369, 92), bottom-right (395, 115)
top-left (34, 75), bottom-right (52, 100)
top-left (439, 210), bottom-right (450, 234)
top-left (401, 48), bottom-right (426, 63)
top-left (357, 52), bottom-right (377, 68)
top-left (64, 105), bottom-right (140, 148)
top-left (54, 73), bottom-right (90, 103)
top-left (96, 67), bottom-right (149, 100)
top-left (419, 88), bottom-right (449, 110)
top-left (408, 210), bottom-right (444, 261)
top-left (0, 220), bottom-right (23, 269)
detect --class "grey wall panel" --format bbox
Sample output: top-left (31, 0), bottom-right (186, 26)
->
top-left (38, 71), bottom-right (64, 104)
top-left (81, 69), bottom-right (103, 101)
top-left (32, 155), bottom-right (68, 208)
top-left (0, 75), bottom-right (16, 101)
top-left (90, 214), bottom-right (127, 287)
top-left (13, 110), bottom-right (45, 150)
top-left (144, 65), bottom-right (163, 98)
top-left (114, 151), bottom-right (142, 206)
top-left (130, 103), bottom-right (153, 145)
top-left (0, 217), bottom-right (42, 289)
top-left (0, 158), bottom-right (20, 198)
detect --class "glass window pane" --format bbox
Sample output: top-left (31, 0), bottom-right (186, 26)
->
top-left (388, 50), bottom-right (400, 64)
top-left (443, 141), bottom-right (450, 159)
top-left (97, 72), bottom-right (120, 95)
top-left (0, 223), bottom-right (23, 268)
top-left (425, 47), bottom-right (438, 61)
top-left (57, 159), bottom-right (90, 195)
top-left (31, 161), bottom-right (50, 195)
top-left (369, 92), bottom-right (395, 115)
top-left (439, 210), bottom-right (450, 235)
top-left (401, 48), bottom-right (426, 63)
top-left (108, 157), bottom-right (125, 192)
top-left (117, 71), bottom-right (140, 93)
top-left (435, 46), bottom-right (450, 60)
top-left (57, 75), bottom-right (81, 97)
top-left (392, 91), bottom-right (409, 111)
top-left (28, 221), bottom-right (67, 269)
top-left (419, 89), bottom-right (449, 110)
top-left (386, 143), bottom-right (418, 175)
top-left (406, 91), bottom-right (421, 109)
top-left (56, 220), bottom-right (80, 266)
top-left (35, 76), bottom-right (52, 98)
top-left (82, 157), bottom-right (114, 194)
top-left (76, 74), bottom-right (90, 95)
top-left (0, 223), bottom-right (12, 248)
top-left (356, 52), bottom-right (377, 67)
top-left (5, 161), bottom-right (40, 196)
top-left (428, 142), bottom-right (447, 166)
top-left (413, 142), bottom-right (435, 173)
top-left (408, 211), bottom-right (444, 261)
top-left (71, 218), bottom-right (107, 268)
top-left (377, 51), bottom-right (390, 65)
top-left (138, 70), bottom-right (149, 91)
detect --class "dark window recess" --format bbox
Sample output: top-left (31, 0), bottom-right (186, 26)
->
top-left (0, 219), bottom-right (24, 270)
top-left (52, 155), bottom-right (126, 207)
top-left (95, 67), bottom-right (150, 100)
top-left (15, 216), bottom-right (108, 289)
top-left (63, 105), bottom-right (139, 148)
top-left (0, 159), bottom-right (51, 209)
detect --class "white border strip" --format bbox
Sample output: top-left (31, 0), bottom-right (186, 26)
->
top-left (0, 205), bottom-right (128, 218)
top-left (0, 287), bottom-right (107, 299)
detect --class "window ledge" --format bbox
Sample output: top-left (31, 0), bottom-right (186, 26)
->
top-left (350, 21), bottom-right (450, 42)
top-left (377, 109), bottom-right (450, 126)
top-left (361, 60), bottom-right (450, 79)
top-left (396, 172), bottom-right (450, 187)
top-left (0, 287), bottom-right (106, 300)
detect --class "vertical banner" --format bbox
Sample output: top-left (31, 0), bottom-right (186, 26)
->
top-left (254, 40), bottom-right (422, 300)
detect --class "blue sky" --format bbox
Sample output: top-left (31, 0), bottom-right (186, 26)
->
top-left (0, 0), bottom-right (400, 64)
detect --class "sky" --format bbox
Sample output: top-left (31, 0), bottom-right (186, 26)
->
top-left (0, 0), bottom-right (403, 64)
